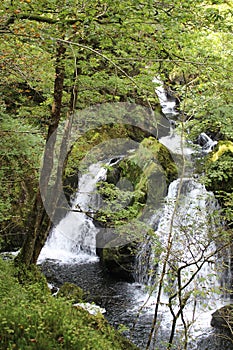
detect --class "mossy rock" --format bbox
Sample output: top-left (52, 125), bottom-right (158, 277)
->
top-left (96, 136), bottom-right (177, 227)
top-left (57, 282), bottom-right (85, 302)
top-left (96, 137), bottom-right (177, 281)
top-left (138, 136), bottom-right (178, 183)
top-left (97, 226), bottom-right (159, 282)
top-left (101, 241), bottom-right (139, 282)
top-left (64, 123), bottom-right (150, 180)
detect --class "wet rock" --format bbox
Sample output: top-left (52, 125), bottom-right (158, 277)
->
top-left (100, 242), bottom-right (139, 282)
top-left (211, 304), bottom-right (233, 332)
top-left (196, 328), bottom-right (233, 350)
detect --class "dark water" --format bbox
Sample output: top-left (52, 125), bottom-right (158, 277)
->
top-left (39, 259), bottom-right (233, 350)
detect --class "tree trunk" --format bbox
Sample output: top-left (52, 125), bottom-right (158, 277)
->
top-left (31, 48), bottom-right (78, 264)
top-left (15, 41), bottom-right (66, 267)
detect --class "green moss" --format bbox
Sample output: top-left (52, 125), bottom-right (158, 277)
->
top-left (138, 136), bottom-right (178, 183)
top-left (64, 124), bottom-right (165, 179)
top-left (64, 124), bottom-right (130, 178)
top-left (0, 258), bottom-right (138, 350)
top-left (96, 136), bottom-right (177, 226)
top-left (96, 137), bottom-right (177, 280)
top-left (57, 282), bottom-right (84, 302)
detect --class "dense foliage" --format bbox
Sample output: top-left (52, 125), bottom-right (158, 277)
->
top-left (0, 0), bottom-right (233, 348)
top-left (1, 0), bottom-right (233, 244)
top-left (0, 105), bottom-right (43, 248)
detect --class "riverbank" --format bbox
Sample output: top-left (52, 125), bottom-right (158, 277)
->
top-left (0, 257), bottom-right (138, 350)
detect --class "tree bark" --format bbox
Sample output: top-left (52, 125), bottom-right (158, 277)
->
top-left (15, 41), bottom-right (66, 267)
top-left (31, 45), bottom-right (78, 264)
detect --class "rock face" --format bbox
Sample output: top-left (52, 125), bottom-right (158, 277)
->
top-left (96, 137), bottom-right (178, 281)
top-left (211, 304), bottom-right (233, 332)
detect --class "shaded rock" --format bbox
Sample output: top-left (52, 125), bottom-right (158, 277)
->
top-left (211, 304), bottom-right (233, 333)
top-left (100, 241), bottom-right (139, 282)
top-left (197, 329), bottom-right (233, 350)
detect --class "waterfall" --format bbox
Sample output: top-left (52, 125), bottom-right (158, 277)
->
top-left (36, 78), bottom-right (229, 349)
top-left (135, 177), bottom-right (222, 293)
top-left (157, 178), bottom-right (220, 298)
top-left (197, 132), bottom-right (218, 153)
top-left (131, 177), bottom-right (229, 350)
top-left (153, 77), bottom-right (193, 157)
top-left (152, 80), bottom-right (221, 298)
top-left (131, 79), bottom-right (229, 347)
top-left (153, 77), bottom-right (179, 118)
top-left (38, 162), bottom-right (107, 264)
top-left (134, 210), bottom-right (162, 285)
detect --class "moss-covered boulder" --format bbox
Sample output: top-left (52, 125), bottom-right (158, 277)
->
top-left (205, 141), bottom-right (233, 193)
top-left (57, 282), bottom-right (85, 302)
top-left (100, 241), bottom-right (138, 282)
top-left (96, 137), bottom-right (177, 281)
top-left (96, 137), bottom-right (177, 225)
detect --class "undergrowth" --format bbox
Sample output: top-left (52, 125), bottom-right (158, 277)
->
top-left (0, 258), bottom-right (138, 350)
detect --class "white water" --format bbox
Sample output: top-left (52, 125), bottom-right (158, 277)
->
top-left (153, 77), bottom-right (179, 118)
top-left (131, 178), bottom-right (228, 348)
top-left (153, 77), bottom-right (194, 157)
top-left (129, 80), bottom-right (228, 347)
top-left (198, 132), bottom-right (218, 153)
top-left (38, 162), bottom-right (107, 264)
top-left (37, 78), bottom-right (228, 348)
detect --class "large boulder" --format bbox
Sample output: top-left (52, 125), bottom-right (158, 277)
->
top-left (96, 137), bottom-right (177, 281)
top-left (211, 304), bottom-right (233, 332)
top-left (100, 241), bottom-right (138, 282)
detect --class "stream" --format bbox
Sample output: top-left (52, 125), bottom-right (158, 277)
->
top-left (38, 81), bottom-right (232, 349)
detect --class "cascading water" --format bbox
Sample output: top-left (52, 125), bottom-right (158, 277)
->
top-left (130, 176), bottom-right (228, 348)
top-left (157, 178), bottom-right (222, 312)
top-left (153, 77), bottom-right (179, 118)
top-left (130, 79), bottom-right (230, 349)
top-left (39, 162), bottom-right (107, 264)
top-left (38, 79), bottom-right (232, 350)
top-left (153, 77), bottom-right (194, 158)
top-left (198, 132), bottom-right (218, 153)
